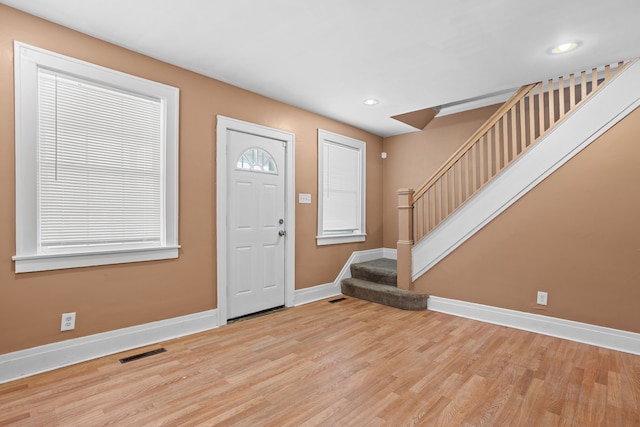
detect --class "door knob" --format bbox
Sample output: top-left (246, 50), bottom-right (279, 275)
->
top-left (278, 230), bottom-right (287, 236)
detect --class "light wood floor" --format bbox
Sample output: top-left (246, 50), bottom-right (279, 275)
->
top-left (1, 297), bottom-right (639, 426)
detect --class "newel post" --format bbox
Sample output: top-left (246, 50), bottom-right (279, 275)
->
top-left (397, 188), bottom-right (414, 291)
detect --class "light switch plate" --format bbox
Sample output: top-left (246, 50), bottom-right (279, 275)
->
top-left (298, 193), bottom-right (312, 204)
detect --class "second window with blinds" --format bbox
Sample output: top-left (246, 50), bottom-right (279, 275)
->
top-left (317, 130), bottom-right (366, 246)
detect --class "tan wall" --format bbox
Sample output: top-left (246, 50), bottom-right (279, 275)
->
top-left (381, 105), bottom-right (500, 247)
top-left (0, 5), bottom-right (382, 354)
top-left (413, 106), bottom-right (640, 333)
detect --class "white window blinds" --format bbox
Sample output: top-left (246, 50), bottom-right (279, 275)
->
top-left (322, 141), bottom-right (360, 233)
top-left (37, 70), bottom-right (163, 251)
top-left (317, 129), bottom-right (366, 246)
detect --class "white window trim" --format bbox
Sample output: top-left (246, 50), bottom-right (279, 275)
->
top-left (12, 42), bottom-right (180, 273)
top-left (317, 129), bottom-right (366, 246)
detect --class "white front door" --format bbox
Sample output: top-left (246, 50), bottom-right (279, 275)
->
top-left (226, 130), bottom-right (286, 319)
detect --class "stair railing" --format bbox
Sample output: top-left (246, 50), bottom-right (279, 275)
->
top-left (408, 61), bottom-right (629, 244)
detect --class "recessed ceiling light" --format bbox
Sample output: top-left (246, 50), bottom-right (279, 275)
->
top-left (363, 98), bottom-right (379, 106)
top-left (550, 41), bottom-right (580, 54)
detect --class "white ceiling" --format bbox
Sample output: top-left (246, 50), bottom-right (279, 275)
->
top-left (4, 0), bottom-right (640, 137)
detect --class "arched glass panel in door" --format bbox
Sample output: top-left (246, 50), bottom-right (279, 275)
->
top-left (236, 147), bottom-right (278, 174)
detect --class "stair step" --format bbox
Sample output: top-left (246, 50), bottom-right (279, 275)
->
top-left (350, 258), bottom-right (397, 286)
top-left (341, 278), bottom-right (429, 311)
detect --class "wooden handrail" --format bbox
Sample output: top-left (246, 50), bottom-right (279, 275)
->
top-left (407, 60), bottom-right (633, 244)
top-left (412, 83), bottom-right (537, 201)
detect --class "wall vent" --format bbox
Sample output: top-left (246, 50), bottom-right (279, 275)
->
top-left (119, 348), bottom-right (166, 364)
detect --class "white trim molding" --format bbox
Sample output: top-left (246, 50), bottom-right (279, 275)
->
top-left (437, 88), bottom-right (516, 117)
top-left (316, 233), bottom-right (366, 246)
top-left (294, 248), bottom-right (397, 306)
top-left (333, 248), bottom-right (397, 285)
top-left (436, 64), bottom-right (619, 118)
top-left (382, 247), bottom-right (398, 260)
top-left (0, 309), bottom-right (219, 384)
top-left (428, 296), bottom-right (640, 356)
top-left (413, 59), bottom-right (640, 281)
top-left (294, 282), bottom-right (342, 306)
top-left (216, 116), bottom-right (296, 326)
top-left (13, 246), bottom-right (180, 273)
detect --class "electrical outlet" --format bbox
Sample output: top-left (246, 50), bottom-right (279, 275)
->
top-left (536, 291), bottom-right (548, 306)
top-left (61, 312), bottom-right (76, 331)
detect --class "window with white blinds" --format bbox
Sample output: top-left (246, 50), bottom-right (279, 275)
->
top-left (317, 130), bottom-right (366, 246)
top-left (13, 42), bottom-right (179, 273)
top-left (38, 71), bottom-right (163, 250)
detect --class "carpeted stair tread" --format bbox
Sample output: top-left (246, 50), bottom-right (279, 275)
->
top-left (341, 278), bottom-right (429, 311)
top-left (350, 258), bottom-right (397, 286)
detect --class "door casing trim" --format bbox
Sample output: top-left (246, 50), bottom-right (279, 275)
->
top-left (216, 116), bottom-right (295, 325)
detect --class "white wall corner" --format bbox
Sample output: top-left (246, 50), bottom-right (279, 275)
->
top-left (0, 309), bottom-right (219, 384)
top-left (428, 296), bottom-right (640, 356)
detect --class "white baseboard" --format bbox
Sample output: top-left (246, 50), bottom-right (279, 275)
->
top-left (428, 296), bottom-right (640, 356)
top-left (294, 247), bottom-right (397, 306)
top-left (382, 247), bottom-right (398, 260)
top-left (334, 247), bottom-right (397, 284)
top-left (0, 309), bottom-right (219, 384)
top-left (294, 282), bottom-right (342, 306)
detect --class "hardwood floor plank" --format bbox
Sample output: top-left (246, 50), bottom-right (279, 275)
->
top-left (0, 412), bottom-right (30, 426)
top-left (542, 347), bottom-right (576, 416)
top-left (559, 366), bottom-right (585, 423)
top-left (296, 397), bottom-right (350, 427)
top-left (513, 377), bottom-right (546, 425)
top-left (434, 374), bottom-right (492, 425)
top-left (492, 385), bottom-right (525, 426)
top-left (461, 363), bottom-right (523, 425)
top-left (411, 394), bottom-right (452, 426)
top-left (0, 298), bottom-right (638, 426)
top-left (620, 351), bottom-right (640, 413)
top-left (586, 382), bottom-right (607, 425)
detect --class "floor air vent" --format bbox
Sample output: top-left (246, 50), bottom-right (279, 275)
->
top-left (119, 348), bottom-right (166, 364)
top-left (328, 297), bottom-right (347, 303)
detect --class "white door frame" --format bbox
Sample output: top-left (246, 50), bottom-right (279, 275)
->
top-left (216, 116), bottom-right (295, 326)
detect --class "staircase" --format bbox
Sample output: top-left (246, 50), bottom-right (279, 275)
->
top-left (341, 259), bottom-right (429, 310)
top-left (397, 59), bottom-right (639, 286)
